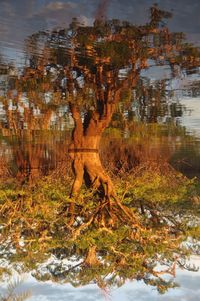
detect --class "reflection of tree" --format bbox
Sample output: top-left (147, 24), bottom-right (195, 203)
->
top-left (68, 69), bottom-right (138, 195)
top-left (170, 141), bottom-right (200, 179)
top-left (0, 88), bottom-right (72, 181)
top-left (0, 4), bottom-right (200, 294)
top-left (0, 5), bottom-right (200, 181)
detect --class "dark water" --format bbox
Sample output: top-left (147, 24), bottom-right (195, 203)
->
top-left (0, 1), bottom-right (200, 301)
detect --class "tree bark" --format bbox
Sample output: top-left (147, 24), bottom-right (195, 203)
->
top-left (69, 101), bottom-right (115, 199)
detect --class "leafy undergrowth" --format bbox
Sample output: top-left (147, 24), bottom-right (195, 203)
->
top-left (118, 162), bottom-right (200, 217)
top-left (0, 163), bottom-right (199, 293)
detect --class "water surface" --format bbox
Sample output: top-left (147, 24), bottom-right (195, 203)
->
top-left (0, 1), bottom-right (200, 300)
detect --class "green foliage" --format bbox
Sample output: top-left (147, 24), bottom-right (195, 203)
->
top-left (144, 278), bottom-right (179, 294)
top-left (122, 169), bottom-right (196, 204)
top-left (118, 163), bottom-right (200, 212)
top-left (0, 163), bottom-right (199, 293)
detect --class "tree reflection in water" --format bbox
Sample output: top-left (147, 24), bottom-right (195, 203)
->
top-left (0, 4), bottom-right (200, 296)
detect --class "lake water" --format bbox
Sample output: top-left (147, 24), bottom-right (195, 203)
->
top-left (0, 1), bottom-right (200, 301)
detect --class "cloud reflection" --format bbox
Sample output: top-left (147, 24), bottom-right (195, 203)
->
top-left (1, 0), bottom-right (200, 66)
top-left (2, 267), bottom-right (199, 301)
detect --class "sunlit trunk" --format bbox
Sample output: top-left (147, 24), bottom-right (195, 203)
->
top-left (69, 102), bottom-right (116, 199)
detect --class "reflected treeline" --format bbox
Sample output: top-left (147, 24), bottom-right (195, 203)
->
top-left (0, 5), bottom-right (200, 180)
top-left (0, 4), bottom-right (200, 295)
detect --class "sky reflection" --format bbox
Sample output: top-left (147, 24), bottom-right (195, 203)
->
top-left (1, 0), bottom-right (200, 63)
top-left (1, 260), bottom-right (200, 301)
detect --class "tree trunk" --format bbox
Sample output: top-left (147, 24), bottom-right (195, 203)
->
top-left (69, 103), bottom-right (116, 198)
top-left (84, 246), bottom-right (100, 266)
